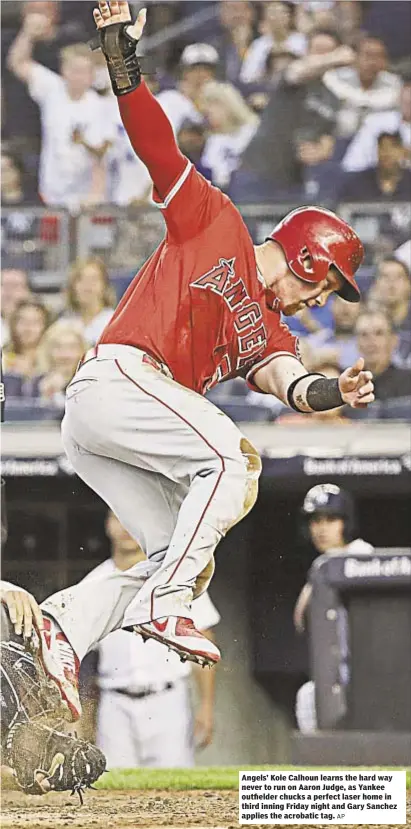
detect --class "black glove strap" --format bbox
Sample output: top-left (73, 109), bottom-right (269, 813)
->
top-left (287, 374), bottom-right (344, 412)
top-left (90, 23), bottom-right (142, 96)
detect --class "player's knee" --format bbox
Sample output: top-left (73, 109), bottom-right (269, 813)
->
top-left (219, 437), bottom-right (262, 532)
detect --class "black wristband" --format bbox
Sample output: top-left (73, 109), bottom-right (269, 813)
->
top-left (288, 374), bottom-right (344, 412)
top-left (90, 23), bottom-right (142, 96)
top-left (307, 377), bottom-right (344, 411)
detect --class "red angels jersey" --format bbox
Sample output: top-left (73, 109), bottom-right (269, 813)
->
top-left (100, 162), bottom-right (299, 395)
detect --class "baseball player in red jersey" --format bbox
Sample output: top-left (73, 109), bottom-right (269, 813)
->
top-left (32, 2), bottom-right (375, 722)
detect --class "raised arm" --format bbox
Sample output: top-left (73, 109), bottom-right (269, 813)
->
top-left (6, 12), bottom-right (49, 84)
top-left (93, 2), bottom-right (186, 199)
top-left (285, 45), bottom-right (355, 87)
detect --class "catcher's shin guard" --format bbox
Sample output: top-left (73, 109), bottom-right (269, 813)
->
top-left (1, 606), bottom-right (64, 744)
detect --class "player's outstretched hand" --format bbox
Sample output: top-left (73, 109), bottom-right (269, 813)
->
top-left (338, 358), bottom-right (375, 409)
top-left (0, 583), bottom-right (44, 638)
top-left (93, 1), bottom-right (147, 41)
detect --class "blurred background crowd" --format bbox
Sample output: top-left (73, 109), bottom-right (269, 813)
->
top-left (1, 0), bottom-right (411, 425)
top-left (1, 1), bottom-right (410, 769)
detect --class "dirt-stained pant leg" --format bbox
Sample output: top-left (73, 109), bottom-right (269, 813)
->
top-left (59, 346), bottom-right (261, 625)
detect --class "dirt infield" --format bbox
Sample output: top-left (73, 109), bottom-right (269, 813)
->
top-left (2, 789), bottom-right (236, 829)
top-left (1, 789), bottom-right (410, 829)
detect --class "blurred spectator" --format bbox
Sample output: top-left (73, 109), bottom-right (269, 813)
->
top-left (2, 298), bottom-right (49, 379)
top-left (62, 257), bottom-right (116, 344)
top-left (1, 1), bottom-right (91, 153)
top-left (323, 35), bottom-right (402, 139)
top-left (240, 1), bottom-right (307, 84)
top-left (1, 147), bottom-right (40, 206)
top-left (295, 1), bottom-right (363, 41)
top-left (91, 54), bottom-right (152, 206)
top-left (294, 126), bottom-right (340, 201)
top-left (340, 131), bottom-right (411, 201)
top-left (1, 268), bottom-right (32, 346)
top-left (211, 0), bottom-right (256, 85)
top-left (81, 512), bottom-right (220, 768)
top-left (198, 81), bottom-right (259, 189)
top-left (367, 257), bottom-right (411, 367)
top-left (261, 44), bottom-right (297, 90)
top-left (362, 0), bottom-right (411, 63)
top-left (238, 28), bottom-right (352, 196)
top-left (177, 120), bottom-right (212, 180)
top-left (355, 309), bottom-right (411, 400)
top-left (305, 297), bottom-right (361, 371)
top-left (156, 43), bottom-right (218, 134)
top-left (395, 240), bottom-right (411, 271)
top-left (343, 78), bottom-right (411, 172)
top-left (38, 320), bottom-right (88, 408)
top-left (7, 20), bottom-right (112, 211)
top-left (275, 359), bottom-right (352, 425)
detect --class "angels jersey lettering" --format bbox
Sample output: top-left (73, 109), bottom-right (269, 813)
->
top-left (100, 163), bottom-right (299, 394)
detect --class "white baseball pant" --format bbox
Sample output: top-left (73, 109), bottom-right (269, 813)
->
top-left (42, 345), bottom-right (260, 659)
top-left (295, 680), bottom-right (318, 733)
top-left (97, 678), bottom-right (194, 768)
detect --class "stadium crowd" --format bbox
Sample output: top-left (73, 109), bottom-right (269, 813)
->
top-left (1, 0), bottom-right (410, 423)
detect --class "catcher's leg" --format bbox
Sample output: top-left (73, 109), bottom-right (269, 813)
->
top-left (1, 602), bottom-right (106, 800)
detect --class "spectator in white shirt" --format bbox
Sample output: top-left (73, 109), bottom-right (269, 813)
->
top-left (62, 257), bottom-right (115, 345)
top-left (240, 1), bottom-right (307, 84)
top-left (7, 15), bottom-right (112, 211)
top-left (90, 54), bottom-right (152, 206)
top-left (156, 43), bottom-right (219, 135)
top-left (343, 78), bottom-right (411, 172)
top-left (80, 512), bottom-right (220, 768)
top-left (199, 81), bottom-right (260, 189)
top-left (212, 0), bottom-right (257, 85)
top-left (323, 35), bottom-right (402, 139)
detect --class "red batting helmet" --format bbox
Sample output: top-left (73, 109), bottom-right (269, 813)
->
top-left (267, 206), bottom-right (364, 302)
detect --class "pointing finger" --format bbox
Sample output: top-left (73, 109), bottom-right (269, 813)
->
top-left (347, 357), bottom-right (365, 377)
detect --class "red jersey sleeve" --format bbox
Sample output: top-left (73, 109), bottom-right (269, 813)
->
top-left (152, 163), bottom-right (229, 243)
top-left (246, 313), bottom-right (301, 393)
top-left (118, 82), bottom-right (228, 243)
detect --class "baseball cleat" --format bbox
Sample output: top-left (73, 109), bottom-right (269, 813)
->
top-left (134, 616), bottom-right (221, 667)
top-left (31, 618), bottom-right (81, 722)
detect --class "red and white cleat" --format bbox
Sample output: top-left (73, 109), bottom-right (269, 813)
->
top-left (134, 617), bottom-right (221, 667)
top-left (31, 618), bottom-right (81, 722)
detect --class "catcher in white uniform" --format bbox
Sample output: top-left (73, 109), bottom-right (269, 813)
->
top-left (82, 513), bottom-right (220, 768)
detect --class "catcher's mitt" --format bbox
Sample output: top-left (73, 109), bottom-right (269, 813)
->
top-left (1, 603), bottom-right (106, 801)
top-left (5, 721), bottom-right (106, 802)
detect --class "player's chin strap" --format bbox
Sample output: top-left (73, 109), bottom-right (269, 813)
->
top-left (89, 23), bottom-right (156, 96)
